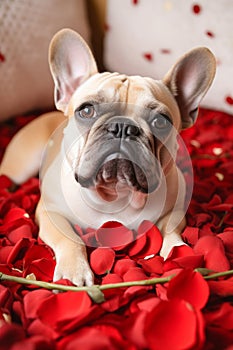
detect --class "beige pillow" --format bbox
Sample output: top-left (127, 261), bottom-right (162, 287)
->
top-left (0, 0), bottom-right (90, 121)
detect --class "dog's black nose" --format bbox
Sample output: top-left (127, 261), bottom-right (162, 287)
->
top-left (107, 121), bottom-right (140, 139)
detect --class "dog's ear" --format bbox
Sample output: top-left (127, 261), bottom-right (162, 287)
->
top-left (163, 47), bottom-right (216, 129)
top-left (49, 29), bottom-right (98, 112)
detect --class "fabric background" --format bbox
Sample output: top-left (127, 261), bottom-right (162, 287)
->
top-left (0, 0), bottom-right (90, 121)
top-left (104, 0), bottom-right (233, 115)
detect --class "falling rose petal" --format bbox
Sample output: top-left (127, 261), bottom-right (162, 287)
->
top-left (145, 299), bottom-right (204, 350)
top-left (90, 247), bottom-right (115, 275)
top-left (194, 236), bottom-right (230, 272)
top-left (95, 221), bottom-right (134, 250)
top-left (167, 269), bottom-right (209, 309)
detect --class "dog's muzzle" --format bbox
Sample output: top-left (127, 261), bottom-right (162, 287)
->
top-left (75, 118), bottom-right (160, 198)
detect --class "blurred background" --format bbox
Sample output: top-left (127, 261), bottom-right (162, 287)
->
top-left (0, 0), bottom-right (232, 121)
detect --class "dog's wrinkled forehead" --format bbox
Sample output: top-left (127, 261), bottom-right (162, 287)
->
top-left (69, 72), bottom-right (181, 127)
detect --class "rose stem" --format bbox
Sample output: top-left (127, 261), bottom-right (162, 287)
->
top-left (1, 269), bottom-right (233, 293)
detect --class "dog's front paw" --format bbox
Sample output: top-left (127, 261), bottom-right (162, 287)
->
top-left (54, 244), bottom-right (94, 286)
top-left (160, 233), bottom-right (186, 260)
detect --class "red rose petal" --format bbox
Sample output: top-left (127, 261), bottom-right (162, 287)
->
top-left (101, 273), bottom-right (123, 285)
top-left (192, 4), bottom-right (202, 14)
top-left (27, 319), bottom-right (58, 340)
top-left (113, 258), bottom-right (137, 276)
top-left (90, 247), bottom-right (115, 275)
top-left (122, 311), bottom-right (148, 349)
top-left (128, 233), bottom-right (147, 257)
top-left (4, 207), bottom-right (28, 224)
top-left (0, 323), bottom-right (25, 348)
top-left (7, 238), bottom-right (34, 264)
top-left (206, 30), bottom-right (215, 38)
top-left (58, 325), bottom-right (131, 350)
top-left (23, 258), bottom-right (55, 282)
top-left (0, 246), bottom-right (13, 263)
top-left (194, 236), bottom-right (230, 272)
top-left (160, 48), bottom-right (171, 54)
top-left (123, 267), bottom-right (147, 282)
top-left (219, 230), bottom-right (233, 252)
top-left (167, 269), bottom-right (209, 309)
top-left (172, 254), bottom-right (204, 270)
top-left (208, 278), bottom-right (233, 297)
top-left (8, 224), bottom-right (33, 243)
top-left (0, 175), bottom-right (12, 189)
top-left (132, 221), bottom-right (162, 258)
top-left (145, 299), bottom-right (204, 350)
top-left (205, 302), bottom-right (233, 331)
top-left (0, 51), bottom-right (5, 62)
top-left (24, 289), bottom-right (52, 319)
top-left (182, 226), bottom-right (199, 245)
top-left (23, 245), bottom-right (54, 265)
top-left (225, 96), bottom-right (233, 106)
top-left (143, 53), bottom-right (153, 61)
top-left (167, 244), bottom-right (194, 260)
top-left (137, 255), bottom-right (164, 274)
top-left (37, 291), bottom-right (92, 330)
top-left (96, 221), bottom-right (134, 250)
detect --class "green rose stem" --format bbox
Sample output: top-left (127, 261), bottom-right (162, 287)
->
top-left (1, 269), bottom-right (233, 303)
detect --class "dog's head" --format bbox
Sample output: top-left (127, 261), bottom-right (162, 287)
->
top-left (49, 29), bottom-right (216, 207)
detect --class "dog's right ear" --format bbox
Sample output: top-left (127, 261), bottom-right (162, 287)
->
top-left (49, 29), bottom-right (98, 113)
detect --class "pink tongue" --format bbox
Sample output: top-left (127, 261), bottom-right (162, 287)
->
top-left (96, 184), bottom-right (118, 202)
top-left (131, 191), bottom-right (147, 209)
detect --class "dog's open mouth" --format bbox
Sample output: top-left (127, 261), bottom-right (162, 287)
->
top-left (95, 157), bottom-right (149, 201)
top-left (75, 150), bottom-right (161, 203)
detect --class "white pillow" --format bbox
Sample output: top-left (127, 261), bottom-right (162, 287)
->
top-left (0, 0), bottom-right (90, 121)
top-left (104, 0), bottom-right (233, 115)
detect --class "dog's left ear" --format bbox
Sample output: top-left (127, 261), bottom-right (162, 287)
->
top-left (163, 47), bottom-right (216, 129)
top-left (49, 28), bottom-right (98, 112)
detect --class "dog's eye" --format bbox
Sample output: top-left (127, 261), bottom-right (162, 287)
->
top-left (77, 104), bottom-right (96, 119)
top-left (152, 114), bottom-right (171, 130)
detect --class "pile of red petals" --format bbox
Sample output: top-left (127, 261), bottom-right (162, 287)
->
top-left (1, 108), bottom-right (233, 349)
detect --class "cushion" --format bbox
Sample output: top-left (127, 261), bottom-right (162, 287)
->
top-left (0, 0), bottom-right (90, 121)
top-left (104, 0), bottom-right (233, 115)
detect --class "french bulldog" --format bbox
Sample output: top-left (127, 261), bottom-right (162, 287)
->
top-left (0, 29), bottom-right (216, 286)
